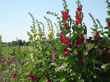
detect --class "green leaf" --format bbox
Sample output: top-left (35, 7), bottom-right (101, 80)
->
top-left (22, 66), bottom-right (27, 72)
top-left (39, 77), bottom-right (47, 82)
top-left (61, 20), bottom-right (66, 23)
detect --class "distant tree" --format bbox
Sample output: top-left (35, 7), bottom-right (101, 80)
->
top-left (22, 40), bottom-right (26, 46)
top-left (18, 39), bottom-right (23, 46)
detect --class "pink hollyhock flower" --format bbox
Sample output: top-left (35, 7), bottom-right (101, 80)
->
top-left (63, 48), bottom-right (68, 56)
top-left (47, 79), bottom-right (50, 82)
top-left (8, 57), bottom-right (12, 61)
top-left (27, 72), bottom-right (37, 81)
top-left (30, 75), bottom-right (37, 80)
top-left (52, 52), bottom-right (55, 60)
top-left (12, 73), bottom-right (16, 79)
top-left (7, 57), bottom-right (12, 64)
top-left (0, 56), bottom-right (4, 63)
top-left (27, 72), bottom-right (32, 77)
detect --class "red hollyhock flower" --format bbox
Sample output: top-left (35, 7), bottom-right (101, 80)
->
top-left (68, 39), bottom-right (71, 47)
top-left (77, 6), bottom-right (82, 12)
top-left (78, 34), bottom-right (83, 40)
top-left (106, 18), bottom-right (110, 27)
top-left (76, 12), bottom-right (80, 21)
top-left (63, 48), bottom-right (68, 56)
top-left (76, 12), bottom-right (80, 26)
top-left (76, 6), bottom-right (83, 26)
top-left (94, 35), bottom-right (98, 39)
top-left (62, 10), bottom-right (69, 20)
top-left (76, 21), bottom-right (79, 26)
top-left (62, 11), bottom-right (69, 16)
top-left (12, 73), bottom-right (16, 79)
top-left (76, 40), bottom-right (80, 47)
top-left (107, 22), bottom-right (110, 27)
top-left (59, 36), bottom-right (67, 44)
top-left (59, 35), bottom-right (63, 38)
top-left (62, 16), bottom-right (68, 20)
top-left (62, 10), bottom-right (69, 16)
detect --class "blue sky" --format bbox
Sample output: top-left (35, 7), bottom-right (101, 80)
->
top-left (0, 0), bottom-right (108, 42)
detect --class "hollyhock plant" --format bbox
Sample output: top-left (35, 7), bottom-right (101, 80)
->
top-left (76, 12), bottom-right (80, 26)
top-left (62, 9), bottom-right (69, 20)
top-left (76, 6), bottom-right (83, 26)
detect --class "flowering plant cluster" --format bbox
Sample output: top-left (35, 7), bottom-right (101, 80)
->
top-left (0, 0), bottom-right (110, 82)
top-left (21, 0), bottom-right (110, 81)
